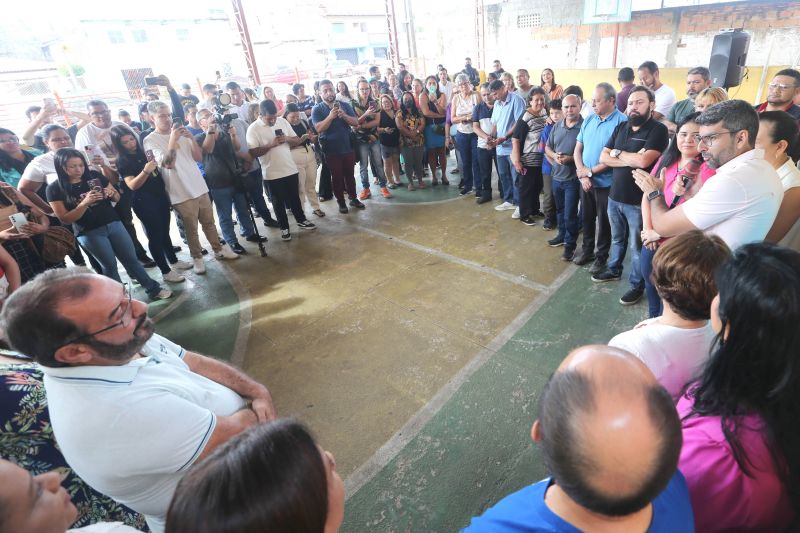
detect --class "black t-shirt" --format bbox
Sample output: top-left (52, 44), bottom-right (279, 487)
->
top-left (180, 94), bottom-right (200, 109)
top-left (605, 118), bottom-right (669, 205)
top-left (46, 172), bottom-right (119, 236)
top-left (194, 132), bottom-right (239, 189)
top-left (379, 111), bottom-right (400, 147)
top-left (116, 152), bottom-right (169, 202)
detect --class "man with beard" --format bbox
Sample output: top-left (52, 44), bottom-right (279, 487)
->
top-left (664, 67), bottom-right (712, 134)
top-left (0, 268), bottom-right (276, 533)
top-left (637, 61), bottom-right (676, 122)
top-left (633, 99), bottom-right (783, 251)
top-left (594, 86), bottom-right (669, 307)
top-left (755, 68), bottom-right (800, 122)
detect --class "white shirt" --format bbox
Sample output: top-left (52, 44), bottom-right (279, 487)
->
top-left (42, 334), bottom-right (245, 533)
top-left (74, 122), bottom-right (129, 163)
top-left (609, 318), bottom-right (715, 398)
top-left (777, 157), bottom-right (800, 250)
top-left (682, 149), bottom-right (783, 250)
top-left (452, 92), bottom-right (477, 135)
top-left (20, 151), bottom-right (58, 185)
top-left (579, 100), bottom-right (593, 119)
top-left (439, 81), bottom-right (454, 104)
top-left (653, 84), bottom-right (677, 118)
top-left (246, 117), bottom-right (298, 181)
top-left (69, 523), bottom-right (141, 532)
top-left (227, 101), bottom-right (252, 125)
top-left (143, 133), bottom-right (208, 205)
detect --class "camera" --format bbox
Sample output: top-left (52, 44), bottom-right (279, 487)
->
top-left (212, 90), bottom-right (238, 128)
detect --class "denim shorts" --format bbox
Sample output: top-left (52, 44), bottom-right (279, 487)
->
top-left (380, 145), bottom-right (400, 158)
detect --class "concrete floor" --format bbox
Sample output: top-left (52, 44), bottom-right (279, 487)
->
top-left (148, 161), bottom-right (646, 532)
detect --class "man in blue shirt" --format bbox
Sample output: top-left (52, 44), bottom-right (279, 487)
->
top-left (311, 80), bottom-right (364, 214)
top-left (489, 80), bottom-right (526, 211)
top-left (462, 345), bottom-right (694, 533)
top-left (573, 83), bottom-right (627, 273)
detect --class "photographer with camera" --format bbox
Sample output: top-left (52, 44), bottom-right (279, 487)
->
top-left (196, 109), bottom-right (266, 254)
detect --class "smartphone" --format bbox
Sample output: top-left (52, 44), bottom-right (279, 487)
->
top-left (369, 102), bottom-right (377, 111)
top-left (274, 128), bottom-right (284, 136)
top-left (87, 178), bottom-right (102, 193)
top-left (333, 101), bottom-right (341, 110)
top-left (144, 76), bottom-right (161, 86)
top-left (145, 149), bottom-right (155, 162)
top-left (172, 117), bottom-right (183, 128)
top-left (9, 213), bottom-right (27, 233)
top-left (520, 167), bottom-right (528, 175)
top-left (84, 145), bottom-right (102, 160)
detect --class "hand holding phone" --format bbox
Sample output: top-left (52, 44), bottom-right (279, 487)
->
top-left (87, 178), bottom-right (102, 193)
top-left (274, 128), bottom-right (284, 137)
top-left (9, 213), bottom-right (27, 233)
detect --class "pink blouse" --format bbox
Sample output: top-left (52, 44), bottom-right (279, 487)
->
top-left (677, 395), bottom-right (795, 532)
top-left (661, 159), bottom-right (716, 207)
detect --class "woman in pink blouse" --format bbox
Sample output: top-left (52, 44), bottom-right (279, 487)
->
top-left (677, 242), bottom-right (799, 532)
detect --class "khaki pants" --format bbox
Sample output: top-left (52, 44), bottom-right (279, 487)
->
top-left (173, 194), bottom-right (222, 259)
top-left (292, 147), bottom-right (320, 210)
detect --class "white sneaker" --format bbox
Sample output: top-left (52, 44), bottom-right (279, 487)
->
top-left (215, 244), bottom-right (240, 260)
top-left (162, 270), bottom-right (185, 283)
top-left (495, 201), bottom-right (515, 211)
top-left (154, 288), bottom-right (173, 300)
top-left (171, 260), bottom-right (193, 270)
top-left (193, 258), bottom-right (206, 274)
top-left (511, 206), bottom-right (520, 219)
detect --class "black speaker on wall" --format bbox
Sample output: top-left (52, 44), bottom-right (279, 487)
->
top-left (709, 29), bottom-right (750, 89)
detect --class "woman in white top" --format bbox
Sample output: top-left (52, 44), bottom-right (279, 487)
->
top-left (450, 74), bottom-right (480, 195)
top-left (609, 230), bottom-right (731, 398)
top-left (759, 111), bottom-right (800, 250)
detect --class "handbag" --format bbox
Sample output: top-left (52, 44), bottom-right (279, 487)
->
top-left (37, 226), bottom-right (76, 263)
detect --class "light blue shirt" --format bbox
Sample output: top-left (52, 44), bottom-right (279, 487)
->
top-left (576, 108), bottom-right (627, 188)
top-left (491, 91), bottom-right (526, 156)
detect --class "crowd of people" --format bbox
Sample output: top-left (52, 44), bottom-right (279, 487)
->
top-left (0, 55), bottom-right (799, 532)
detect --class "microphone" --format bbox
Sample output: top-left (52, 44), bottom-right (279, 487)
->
top-left (669, 158), bottom-right (702, 209)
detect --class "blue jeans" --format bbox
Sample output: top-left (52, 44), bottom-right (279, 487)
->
top-left (640, 243), bottom-right (663, 317)
top-left (358, 140), bottom-right (387, 188)
top-left (78, 221), bottom-right (161, 297)
top-left (209, 186), bottom-right (255, 246)
top-left (607, 198), bottom-right (644, 289)
top-left (552, 179), bottom-right (580, 250)
top-left (455, 132), bottom-right (479, 192)
top-left (496, 155), bottom-right (519, 205)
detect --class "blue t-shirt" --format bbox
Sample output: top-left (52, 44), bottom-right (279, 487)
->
top-left (311, 101), bottom-right (356, 156)
top-left (540, 123), bottom-right (553, 174)
top-left (491, 92), bottom-right (526, 156)
top-left (461, 472), bottom-right (694, 533)
top-left (576, 108), bottom-right (627, 189)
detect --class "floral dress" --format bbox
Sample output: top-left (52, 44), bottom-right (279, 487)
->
top-left (397, 111), bottom-right (425, 148)
top-left (0, 361), bottom-right (149, 531)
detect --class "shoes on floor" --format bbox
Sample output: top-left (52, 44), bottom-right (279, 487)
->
top-left (246, 234), bottom-right (268, 243)
top-left (171, 260), bottom-right (193, 270)
top-left (229, 243), bottom-right (247, 254)
top-left (520, 216), bottom-right (537, 226)
top-left (193, 258), bottom-right (206, 274)
top-left (338, 201), bottom-right (349, 213)
top-left (572, 251), bottom-right (595, 266)
top-left (263, 218), bottom-right (281, 228)
top-left (450, 168), bottom-right (460, 174)
top-left (201, 248), bottom-right (209, 256)
top-left (139, 257), bottom-right (157, 268)
top-left (511, 207), bottom-right (521, 219)
top-left (476, 196), bottom-right (491, 205)
top-left (592, 269), bottom-right (621, 283)
top-left (349, 199), bottom-right (366, 209)
top-left (152, 288), bottom-right (173, 300)
top-left (495, 201), bottom-right (515, 211)
top-left (547, 237), bottom-right (565, 247)
top-left (313, 209), bottom-right (326, 217)
top-left (281, 229), bottom-right (292, 241)
top-left (380, 187), bottom-right (392, 198)
top-left (562, 248), bottom-right (575, 262)
top-left (589, 258), bottom-right (607, 275)
top-left (460, 189), bottom-right (473, 196)
top-left (162, 270), bottom-right (185, 283)
top-left (172, 245), bottom-right (182, 252)
top-left (297, 220), bottom-right (316, 230)
top-left (542, 220), bottom-right (555, 231)
top-left (215, 244), bottom-right (240, 260)
top-left (620, 287), bottom-right (645, 306)
top-left (359, 188), bottom-right (371, 200)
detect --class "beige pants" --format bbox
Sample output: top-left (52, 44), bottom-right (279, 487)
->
top-left (173, 194), bottom-right (222, 259)
top-left (292, 147), bottom-right (320, 210)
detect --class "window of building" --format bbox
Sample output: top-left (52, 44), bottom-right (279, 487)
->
top-left (108, 30), bottom-right (125, 44)
top-left (176, 28), bottom-right (190, 41)
top-left (132, 29), bottom-right (148, 43)
top-left (517, 13), bottom-right (542, 28)
top-left (332, 23), bottom-right (345, 33)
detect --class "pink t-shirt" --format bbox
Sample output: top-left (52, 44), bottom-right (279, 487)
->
top-left (660, 158), bottom-right (716, 207)
top-left (677, 395), bottom-right (795, 532)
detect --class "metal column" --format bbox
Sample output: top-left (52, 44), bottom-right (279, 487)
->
top-left (231, 0), bottom-right (261, 85)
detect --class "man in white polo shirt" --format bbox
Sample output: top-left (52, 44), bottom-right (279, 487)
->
top-left (0, 268), bottom-right (277, 533)
top-left (633, 99), bottom-right (783, 250)
top-left (143, 100), bottom-right (239, 273)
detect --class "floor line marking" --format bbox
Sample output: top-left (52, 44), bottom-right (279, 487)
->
top-left (150, 278), bottom-right (195, 324)
top-left (344, 263), bottom-right (578, 497)
top-left (352, 225), bottom-right (550, 292)
top-left (214, 262), bottom-right (253, 369)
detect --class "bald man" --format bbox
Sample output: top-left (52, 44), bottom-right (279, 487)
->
top-left (462, 345), bottom-right (694, 532)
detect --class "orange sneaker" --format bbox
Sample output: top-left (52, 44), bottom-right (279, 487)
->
top-left (358, 188), bottom-right (371, 200)
top-left (380, 187), bottom-right (392, 198)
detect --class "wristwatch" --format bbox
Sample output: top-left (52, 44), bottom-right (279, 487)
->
top-left (586, 169), bottom-right (593, 178)
top-left (647, 190), bottom-right (664, 202)
top-left (610, 149), bottom-right (621, 158)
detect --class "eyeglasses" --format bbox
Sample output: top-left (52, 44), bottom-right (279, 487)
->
top-left (56, 283), bottom-right (132, 348)
top-left (693, 130), bottom-right (736, 147)
top-left (768, 82), bottom-right (796, 91)
top-left (0, 136), bottom-right (19, 144)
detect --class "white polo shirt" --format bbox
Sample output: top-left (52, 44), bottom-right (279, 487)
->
top-left (777, 157), bottom-right (800, 250)
top-left (654, 84), bottom-right (677, 118)
top-left (42, 334), bottom-right (245, 533)
top-left (74, 121), bottom-right (128, 164)
top-left (682, 149), bottom-right (783, 250)
top-left (246, 116), bottom-right (298, 181)
top-left (143, 133), bottom-right (208, 205)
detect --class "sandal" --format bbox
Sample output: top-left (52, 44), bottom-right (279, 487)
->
top-left (387, 183), bottom-right (397, 190)
top-left (313, 209), bottom-right (326, 217)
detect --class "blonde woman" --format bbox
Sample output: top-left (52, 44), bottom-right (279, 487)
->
top-left (694, 87), bottom-right (728, 113)
top-left (501, 72), bottom-right (516, 94)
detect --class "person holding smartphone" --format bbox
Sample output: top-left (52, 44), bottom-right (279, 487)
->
top-left (284, 103), bottom-right (324, 218)
top-left (377, 94), bottom-right (402, 188)
top-left (46, 148), bottom-right (171, 300)
top-left (352, 80), bottom-right (391, 200)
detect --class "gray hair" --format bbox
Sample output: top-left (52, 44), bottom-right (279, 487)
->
top-left (455, 73), bottom-right (470, 86)
top-left (596, 82), bottom-right (616, 102)
top-left (687, 66), bottom-right (711, 81)
top-left (147, 100), bottom-right (170, 115)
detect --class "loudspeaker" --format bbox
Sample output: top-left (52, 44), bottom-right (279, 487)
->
top-left (709, 29), bottom-right (750, 89)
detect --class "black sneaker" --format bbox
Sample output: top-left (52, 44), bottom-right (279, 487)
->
top-left (562, 248), bottom-right (575, 262)
top-left (172, 245), bottom-right (182, 252)
top-left (338, 201), bottom-right (349, 213)
top-left (201, 248), bottom-right (209, 256)
top-left (533, 210), bottom-right (546, 218)
top-left (139, 257), bottom-right (157, 268)
top-left (589, 258), bottom-right (607, 275)
top-left (246, 234), bottom-right (268, 243)
top-left (319, 196), bottom-right (333, 202)
top-left (547, 237), bottom-right (565, 247)
top-left (349, 198), bottom-right (366, 209)
top-left (263, 218), bottom-right (281, 228)
top-left (476, 196), bottom-right (491, 205)
top-left (297, 220), bottom-right (317, 230)
top-left (620, 287), bottom-right (644, 305)
top-left (230, 242), bottom-right (247, 254)
top-left (572, 251), bottom-right (595, 266)
top-left (459, 189), bottom-right (472, 196)
top-left (520, 216), bottom-right (537, 226)
top-left (591, 269), bottom-right (622, 283)
top-left (542, 220), bottom-right (555, 231)
top-left (281, 229), bottom-right (292, 241)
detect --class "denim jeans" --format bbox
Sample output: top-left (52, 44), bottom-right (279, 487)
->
top-left (358, 140), bottom-right (387, 188)
top-left (496, 155), bottom-right (519, 205)
top-left (209, 186), bottom-right (255, 246)
top-left (552, 179), bottom-right (580, 250)
top-left (476, 147), bottom-right (495, 199)
top-left (78, 220), bottom-right (161, 297)
top-left (607, 198), bottom-right (644, 288)
top-left (640, 243), bottom-right (663, 317)
top-left (132, 192), bottom-right (177, 274)
top-left (455, 132), bottom-right (479, 192)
